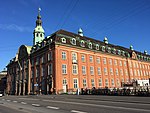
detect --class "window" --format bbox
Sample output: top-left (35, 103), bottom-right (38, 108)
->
top-left (72, 52), bottom-right (77, 60)
top-left (90, 66), bottom-right (94, 75)
top-left (81, 55), bottom-right (85, 62)
top-left (82, 66), bottom-right (86, 75)
top-left (48, 51), bottom-right (52, 61)
top-left (130, 69), bottom-right (133, 76)
top-left (105, 78), bottom-right (108, 87)
top-left (36, 57), bottom-right (40, 65)
top-left (73, 79), bottom-right (78, 88)
top-left (137, 70), bottom-right (140, 76)
top-left (88, 42), bottom-right (92, 49)
top-left (111, 79), bottom-right (114, 86)
top-left (80, 40), bottom-right (85, 47)
top-left (41, 66), bottom-right (45, 76)
top-left (117, 79), bottom-right (120, 86)
top-left (109, 59), bottom-right (112, 65)
top-left (116, 68), bottom-right (118, 75)
top-left (63, 79), bottom-right (67, 85)
top-left (89, 56), bottom-right (93, 62)
top-left (99, 78), bottom-right (102, 87)
top-left (48, 63), bottom-right (53, 75)
top-left (124, 61), bottom-right (127, 66)
top-left (103, 58), bottom-right (107, 64)
top-left (104, 67), bottom-right (107, 75)
top-left (114, 60), bottom-right (117, 65)
top-left (71, 38), bottom-right (76, 45)
top-left (36, 67), bottom-right (39, 77)
top-left (72, 64), bottom-right (78, 75)
top-left (125, 69), bottom-right (128, 76)
top-left (83, 79), bottom-right (86, 87)
top-left (62, 64), bottom-right (67, 74)
top-left (120, 69), bottom-right (123, 76)
top-left (62, 51), bottom-right (66, 60)
top-left (98, 67), bottom-right (101, 75)
top-left (61, 38), bottom-right (66, 43)
top-left (96, 44), bottom-right (99, 50)
top-left (96, 57), bottom-right (100, 64)
top-left (91, 79), bottom-right (95, 87)
top-left (41, 55), bottom-right (45, 63)
top-left (134, 70), bottom-right (137, 76)
top-left (110, 68), bottom-right (113, 75)
top-left (119, 61), bottom-right (122, 66)
top-left (126, 78), bottom-right (129, 82)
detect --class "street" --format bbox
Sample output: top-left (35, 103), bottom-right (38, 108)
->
top-left (0, 95), bottom-right (150, 113)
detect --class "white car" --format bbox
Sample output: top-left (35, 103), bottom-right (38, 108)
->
top-left (0, 92), bottom-right (3, 97)
top-left (0, 93), bottom-right (2, 97)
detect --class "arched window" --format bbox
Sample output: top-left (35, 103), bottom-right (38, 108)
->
top-left (61, 38), bottom-right (66, 43)
top-left (80, 40), bottom-right (85, 47)
top-left (96, 44), bottom-right (99, 50)
top-left (71, 38), bottom-right (76, 45)
top-left (88, 42), bottom-right (92, 49)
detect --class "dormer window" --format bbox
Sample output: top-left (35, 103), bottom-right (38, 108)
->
top-left (96, 44), bottom-right (99, 50)
top-left (40, 34), bottom-right (42, 37)
top-left (112, 48), bottom-right (116, 54)
top-left (61, 38), bottom-right (66, 43)
top-left (107, 47), bottom-right (111, 53)
top-left (80, 40), bottom-right (85, 47)
top-left (117, 50), bottom-right (121, 55)
top-left (88, 42), bottom-right (92, 49)
top-left (101, 46), bottom-right (105, 52)
top-left (71, 38), bottom-right (76, 45)
top-left (122, 51), bottom-right (125, 56)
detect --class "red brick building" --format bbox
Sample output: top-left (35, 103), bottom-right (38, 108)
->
top-left (7, 9), bottom-right (150, 95)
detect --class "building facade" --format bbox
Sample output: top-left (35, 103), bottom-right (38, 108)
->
top-left (7, 9), bottom-right (150, 95)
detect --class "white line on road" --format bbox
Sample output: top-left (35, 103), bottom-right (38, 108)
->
top-left (6, 100), bottom-right (11, 102)
top-left (13, 101), bottom-right (18, 103)
top-left (21, 102), bottom-right (27, 104)
top-left (42, 100), bottom-right (150, 112)
top-left (46, 106), bottom-right (59, 109)
top-left (32, 104), bottom-right (40, 107)
top-left (71, 110), bottom-right (87, 113)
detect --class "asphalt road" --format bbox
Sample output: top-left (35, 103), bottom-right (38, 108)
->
top-left (0, 95), bottom-right (150, 113)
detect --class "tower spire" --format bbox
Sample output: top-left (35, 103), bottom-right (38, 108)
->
top-left (33, 7), bottom-right (45, 45)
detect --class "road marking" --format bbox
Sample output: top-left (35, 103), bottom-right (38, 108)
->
top-left (71, 110), bottom-right (87, 113)
top-left (32, 104), bottom-right (40, 107)
top-left (19, 98), bottom-right (39, 101)
top-left (6, 100), bottom-right (11, 102)
top-left (42, 100), bottom-right (150, 112)
top-left (13, 101), bottom-right (18, 103)
top-left (46, 106), bottom-right (59, 109)
top-left (21, 102), bottom-right (27, 104)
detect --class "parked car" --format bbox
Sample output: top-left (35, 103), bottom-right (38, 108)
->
top-left (0, 91), bottom-right (3, 97)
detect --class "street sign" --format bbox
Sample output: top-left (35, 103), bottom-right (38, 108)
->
top-left (34, 84), bottom-right (38, 87)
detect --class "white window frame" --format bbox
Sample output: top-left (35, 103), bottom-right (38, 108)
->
top-left (61, 38), bottom-right (66, 43)
top-left (98, 67), bottom-right (101, 75)
top-left (89, 56), bottom-right (93, 62)
top-left (48, 63), bottom-right (53, 75)
top-left (62, 64), bottom-right (67, 74)
top-left (104, 67), bottom-right (107, 75)
top-left (62, 51), bottom-right (66, 60)
top-left (96, 57), bottom-right (100, 64)
top-left (83, 79), bottom-right (86, 87)
top-left (71, 38), bottom-right (76, 45)
top-left (73, 78), bottom-right (78, 88)
top-left (72, 52), bottom-right (77, 60)
top-left (81, 55), bottom-right (85, 62)
top-left (82, 66), bottom-right (86, 75)
top-left (72, 64), bottom-right (78, 75)
top-left (103, 58), bottom-right (107, 64)
top-left (48, 51), bottom-right (53, 61)
top-left (99, 78), bottom-right (102, 87)
top-left (90, 66), bottom-right (94, 75)
top-left (91, 79), bottom-right (95, 87)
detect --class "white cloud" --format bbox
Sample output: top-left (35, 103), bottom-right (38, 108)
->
top-left (0, 24), bottom-right (32, 32)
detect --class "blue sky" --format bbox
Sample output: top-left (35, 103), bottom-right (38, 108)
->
top-left (0, 0), bottom-right (150, 71)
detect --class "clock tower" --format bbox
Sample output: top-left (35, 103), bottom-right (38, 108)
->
top-left (33, 8), bottom-right (45, 45)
